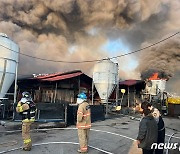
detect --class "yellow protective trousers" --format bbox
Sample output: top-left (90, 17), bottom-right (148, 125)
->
top-left (22, 122), bottom-right (32, 149)
top-left (78, 128), bottom-right (90, 152)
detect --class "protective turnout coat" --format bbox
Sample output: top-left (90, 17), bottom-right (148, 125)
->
top-left (76, 101), bottom-right (91, 129)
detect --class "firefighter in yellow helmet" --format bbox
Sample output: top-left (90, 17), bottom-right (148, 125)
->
top-left (16, 92), bottom-right (36, 151)
top-left (76, 93), bottom-right (91, 153)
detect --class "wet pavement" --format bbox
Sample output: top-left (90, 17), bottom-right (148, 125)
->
top-left (0, 114), bottom-right (180, 154)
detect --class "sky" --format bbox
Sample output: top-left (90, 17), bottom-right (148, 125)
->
top-left (101, 38), bottom-right (138, 71)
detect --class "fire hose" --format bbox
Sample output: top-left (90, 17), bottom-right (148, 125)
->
top-left (166, 132), bottom-right (175, 154)
top-left (0, 127), bottom-right (179, 153)
top-left (0, 128), bottom-right (135, 154)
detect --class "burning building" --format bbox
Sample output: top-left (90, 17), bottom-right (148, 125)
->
top-left (142, 72), bottom-right (169, 114)
top-left (144, 73), bottom-right (167, 96)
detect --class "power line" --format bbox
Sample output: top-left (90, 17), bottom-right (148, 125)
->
top-left (0, 31), bottom-right (179, 63)
top-left (17, 31), bottom-right (180, 62)
top-left (111, 31), bottom-right (180, 59)
top-left (20, 52), bottom-right (101, 63)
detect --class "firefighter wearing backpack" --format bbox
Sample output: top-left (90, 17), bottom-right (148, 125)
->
top-left (16, 92), bottom-right (36, 151)
top-left (76, 93), bottom-right (91, 153)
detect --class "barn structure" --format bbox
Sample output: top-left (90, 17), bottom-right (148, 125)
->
top-left (14, 70), bottom-right (104, 125)
top-left (1, 70), bottom-right (147, 123)
top-left (17, 70), bottom-right (92, 104)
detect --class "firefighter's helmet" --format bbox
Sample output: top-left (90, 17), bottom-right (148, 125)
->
top-left (22, 92), bottom-right (31, 98)
top-left (77, 93), bottom-right (87, 99)
top-left (77, 93), bottom-right (87, 104)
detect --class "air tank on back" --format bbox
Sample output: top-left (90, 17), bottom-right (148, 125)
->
top-left (0, 33), bottom-right (19, 99)
top-left (93, 59), bottom-right (118, 103)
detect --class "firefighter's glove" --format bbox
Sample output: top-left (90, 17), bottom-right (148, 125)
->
top-left (17, 102), bottom-right (21, 107)
top-left (16, 102), bottom-right (23, 113)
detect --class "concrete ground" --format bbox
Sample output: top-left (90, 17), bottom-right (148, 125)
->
top-left (0, 115), bottom-right (180, 154)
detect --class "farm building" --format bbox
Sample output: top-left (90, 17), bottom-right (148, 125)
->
top-left (17, 70), bottom-right (92, 104)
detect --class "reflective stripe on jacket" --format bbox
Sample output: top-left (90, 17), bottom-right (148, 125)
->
top-left (76, 102), bottom-right (91, 129)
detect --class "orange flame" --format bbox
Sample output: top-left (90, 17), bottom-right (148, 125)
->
top-left (149, 73), bottom-right (160, 80)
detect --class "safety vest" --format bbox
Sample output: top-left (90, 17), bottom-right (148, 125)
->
top-left (76, 102), bottom-right (91, 129)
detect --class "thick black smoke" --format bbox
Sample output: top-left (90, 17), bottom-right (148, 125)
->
top-left (139, 35), bottom-right (180, 80)
top-left (141, 69), bottom-right (170, 80)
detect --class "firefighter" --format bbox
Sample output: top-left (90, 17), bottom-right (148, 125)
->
top-left (16, 92), bottom-right (36, 151)
top-left (76, 93), bottom-right (91, 153)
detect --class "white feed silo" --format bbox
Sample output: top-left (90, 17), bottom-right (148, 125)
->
top-left (93, 59), bottom-right (118, 103)
top-left (0, 33), bottom-right (19, 99)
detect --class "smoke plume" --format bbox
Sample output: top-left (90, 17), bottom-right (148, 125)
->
top-left (139, 35), bottom-right (180, 80)
top-left (0, 0), bottom-right (179, 85)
